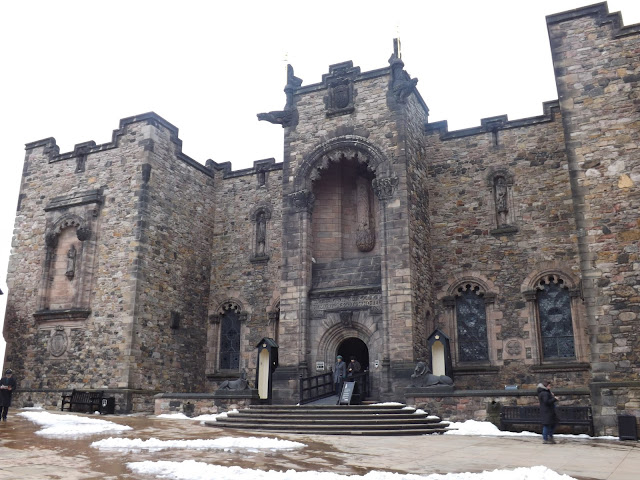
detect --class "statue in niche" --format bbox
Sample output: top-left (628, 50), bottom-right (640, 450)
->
top-left (494, 176), bottom-right (508, 227)
top-left (355, 176), bottom-right (375, 252)
top-left (256, 212), bottom-right (267, 257)
top-left (65, 245), bottom-right (77, 279)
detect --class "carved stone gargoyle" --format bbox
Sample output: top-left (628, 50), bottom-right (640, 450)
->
top-left (388, 39), bottom-right (418, 103)
top-left (257, 64), bottom-right (302, 128)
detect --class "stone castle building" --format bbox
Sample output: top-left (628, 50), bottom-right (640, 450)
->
top-left (3, 2), bottom-right (639, 435)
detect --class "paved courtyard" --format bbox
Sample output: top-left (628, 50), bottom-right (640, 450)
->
top-left (0, 412), bottom-right (639, 479)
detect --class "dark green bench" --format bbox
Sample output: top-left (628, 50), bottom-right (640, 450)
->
top-left (500, 405), bottom-right (593, 436)
top-left (61, 389), bottom-right (105, 413)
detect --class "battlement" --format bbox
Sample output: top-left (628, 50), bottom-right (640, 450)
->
top-left (424, 100), bottom-right (560, 140)
top-left (23, 112), bottom-right (283, 179)
top-left (546, 1), bottom-right (640, 38)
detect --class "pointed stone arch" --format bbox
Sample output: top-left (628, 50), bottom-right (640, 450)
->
top-left (294, 136), bottom-right (392, 192)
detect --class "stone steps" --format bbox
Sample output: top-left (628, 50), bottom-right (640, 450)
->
top-left (207, 403), bottom-right (450, 436)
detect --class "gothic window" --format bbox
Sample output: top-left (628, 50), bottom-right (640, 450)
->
top-left (536, 275), bottom-right (575, 360)
top-left (219, 304), bottom-right (241, 370)
top-left (455, 284), bottom-right (489, 363)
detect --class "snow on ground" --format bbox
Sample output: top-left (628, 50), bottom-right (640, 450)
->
top-left (444, 420), bottom-right (619, 440)
top-left (18, 411), bottom-right (132, 437)
top-left (156, 409), bottom-right (237, 422)
top-left (445, 420), bottom-right (537, 437)
top-left (92, 436), bottom-right (306, 452)
top-left (127, 462), bottom-right (577, 480)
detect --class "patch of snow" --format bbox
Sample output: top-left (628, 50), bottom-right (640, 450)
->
top-left (157, 413), bottom-right (191, 419)
top-left (127, 462), bottom-right (576, 480)
top-left (370, 402), bottom-right (404, 406)
top-left (444, 420), bottom-right (619, 440)
top-left (156, 410), bottom-right (237, 423)
top-left (445, 420), bottom-right (537, 437)
top-left (93, 435), bottom-right (306, 452)
top-left (18, 411), bottom-right (132, 437)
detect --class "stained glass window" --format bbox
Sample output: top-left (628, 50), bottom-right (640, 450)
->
top-left (220, 309), bottom-right (240, 370)
top-left (537, 279), bottom-right (575, 359)
top-left (456, 286), bottom-right (489, 362)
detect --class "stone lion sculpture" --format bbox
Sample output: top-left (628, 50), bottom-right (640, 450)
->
top-left (218, 370), bottom-right (249, 390)
top-left (409, 361), bottom-right (453, 388)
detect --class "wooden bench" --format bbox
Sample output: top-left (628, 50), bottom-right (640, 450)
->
top-left (61, 389), bottom-right (105, 413)
top-left (500, 405), bottom-right (593, 436)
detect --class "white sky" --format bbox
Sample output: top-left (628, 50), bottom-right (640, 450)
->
top-left (1, 1), bottom-right (640, 369)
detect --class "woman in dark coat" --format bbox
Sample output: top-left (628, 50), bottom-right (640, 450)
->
top-left (0, 369), bottom-right (17, 421)
top-left (537, 380), bottom-right (557, 444)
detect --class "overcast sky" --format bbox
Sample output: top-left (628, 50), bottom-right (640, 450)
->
top-left (1, 1), bottom-right (639, 370)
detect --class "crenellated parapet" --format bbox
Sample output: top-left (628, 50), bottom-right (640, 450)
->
top-left (424, 100), bottom-right (561, 140)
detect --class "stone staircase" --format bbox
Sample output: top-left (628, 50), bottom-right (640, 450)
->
top-left (207, 403), bottom-right (450, 436)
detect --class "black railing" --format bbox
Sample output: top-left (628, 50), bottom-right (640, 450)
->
top-left (299, 370), bottom-right (370, 405)
top-left (299, 371), bottom-right (335, 405)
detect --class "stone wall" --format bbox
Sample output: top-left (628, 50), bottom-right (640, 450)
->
top-left (3, 114), bottom-right (221, 412)
top-left (425, 103), bottom-right (589, 390)
top-left (405, 88), bottom-right (432, 362)
top-left (3, 119), bottom-right (146, 398)
top-left (406, 389), bottom-right (591, 425)
top-left (123, 116), bottom-right (217, 398)
top-left (206, 160), bottom-right (283, 385)
top-left (547, 3), bottom-right (640, 434)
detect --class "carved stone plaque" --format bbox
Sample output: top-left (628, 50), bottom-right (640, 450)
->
top-left (50, 327), bottom-right (68, 357)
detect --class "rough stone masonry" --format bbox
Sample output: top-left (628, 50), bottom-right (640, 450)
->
top-left (2, 2), bottom-right (639, 435)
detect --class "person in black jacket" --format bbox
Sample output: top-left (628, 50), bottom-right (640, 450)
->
top-left (537, 380), bottom-right (557, 444)
top-left (0, 369), bottom-right (17, 421)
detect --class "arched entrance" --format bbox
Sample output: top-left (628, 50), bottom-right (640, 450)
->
top-left (337, 337), bottom-right (369, 371)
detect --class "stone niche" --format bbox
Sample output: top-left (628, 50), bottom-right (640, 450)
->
top-left (34, 189), bottom-right (103, 327)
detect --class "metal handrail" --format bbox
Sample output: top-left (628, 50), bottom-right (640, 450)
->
top-left (299, 370), bottom-right (335, 405)
top-left (299, 369), bottom-right (370, 405)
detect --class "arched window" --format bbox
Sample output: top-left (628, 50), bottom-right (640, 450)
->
top-left (455, 284), bottom-right (489, 363)
top-left (536, 275), bottom-right (575, 360)
top-left (219, 303), bottom-right (242, 370)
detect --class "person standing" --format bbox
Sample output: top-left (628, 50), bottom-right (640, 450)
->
top-left (537, 380), bottom-right (557, 444)
top-left (347, 356), bottom-right (361, 378)
top-left (333, 356), bottom-right (346, 394)
top-left (0, 369), bottom-right (17, 421)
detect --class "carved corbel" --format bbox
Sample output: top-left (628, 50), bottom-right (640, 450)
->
top-left (339, 311), bottom-right (353, 328)
top-left (45, 231), bottom-right (58, 248)
top-left (76, 226), bottom-right (91, 241)
top-left (287, 190), bottom-right (315, 213)
top-left (372, 176), bottom-right (399, 201)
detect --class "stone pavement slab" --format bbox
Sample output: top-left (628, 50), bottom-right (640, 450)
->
top-left (0, 413), bottom-right (638, 479)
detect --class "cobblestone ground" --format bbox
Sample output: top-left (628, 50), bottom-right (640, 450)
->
top-left (1, 412), bottom-right (639, 480)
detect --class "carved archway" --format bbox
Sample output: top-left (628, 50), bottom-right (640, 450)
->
top-left (294, 136), bottom-right (392, 192)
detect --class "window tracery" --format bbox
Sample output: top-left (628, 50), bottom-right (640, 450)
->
top-left (535, 275), bottom-right (575, 360)
top-left (455, 284), bottom-right (489, 363)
